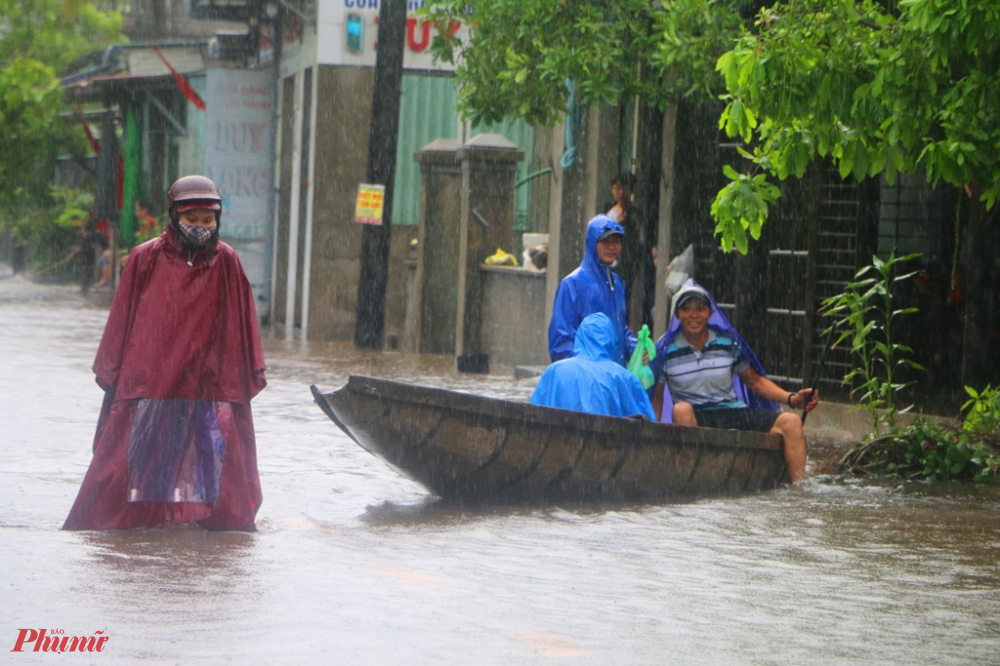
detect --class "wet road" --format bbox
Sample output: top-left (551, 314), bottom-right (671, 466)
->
top-left (2, 275), bottom-right (999, 665)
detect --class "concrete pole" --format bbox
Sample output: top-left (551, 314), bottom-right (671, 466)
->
top-left (300, 64), bottom-right (320, 341)
top-left (284, 69), bottom-right (304, 340)
top-left (413, 139), bottom-right (462, 354)
top-left (354, 0), bottom-right (406, 350)
top-left (455, 134), bottom-right (523, 372)
top-left (266, 9), bottom-right (283, 328)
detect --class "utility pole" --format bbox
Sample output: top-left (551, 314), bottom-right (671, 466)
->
top-left (354, 0), bottom-right (406, 349)
top-left (636, 100), bottom-right (663, 330)
top-left (97, 98), bottom-right (120, 289)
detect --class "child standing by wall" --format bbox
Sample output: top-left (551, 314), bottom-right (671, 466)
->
top-left (64, 176), bottom-right (267, 531)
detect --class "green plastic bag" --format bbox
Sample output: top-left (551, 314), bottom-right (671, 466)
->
top-left (627, 325), bottom-right (656, 390)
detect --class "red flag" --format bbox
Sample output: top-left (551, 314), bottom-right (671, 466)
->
top-left (75, 105), bottom-right (101, 153)
top-left (150, 43), bottom-right (206, 111)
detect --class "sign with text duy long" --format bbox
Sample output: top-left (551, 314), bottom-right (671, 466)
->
top-left (204, 69), bottom-right (273, 242)
top-left (204, 68), bottom-right (275, 315)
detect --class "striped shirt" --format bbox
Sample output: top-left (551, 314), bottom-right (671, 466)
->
top-left (662, 330), bottom-right (749, 409)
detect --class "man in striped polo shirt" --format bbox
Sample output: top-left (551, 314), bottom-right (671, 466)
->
top-left (659, 283), bottom-right (818, 482)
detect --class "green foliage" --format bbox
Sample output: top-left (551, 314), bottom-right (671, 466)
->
top-left (423, 0), bottom-right (1000, 254)
top-left (710, 164), bottom-right (780, 254)
top-left (832, 265), bottom-right (1000, 484)
top-left (821, 252), bottom-right (923, 437)
top-left (0, 0), bottom-right (125, 73)
top-left (962, 385), bottom-right (1000, 439)
top-left (3, 187), bottom-right (94, 274)
top-left (0, 0), bottom-right (124, 254)
top-left (840, 409), bottom-right (1000, 484)
top-left (0, 57), bottom-right (65, 207)
top-left (913, 386), bottom-right (1000, 482)
top-left (0, 1), bottom-right (123, 281)
top-left (423, 0), bottom-right (745, 126)
top-left (713, 0), bottom-right (1000, 252)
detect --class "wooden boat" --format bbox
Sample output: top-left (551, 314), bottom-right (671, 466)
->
top-left (311, 376), bottom-right (789, 503)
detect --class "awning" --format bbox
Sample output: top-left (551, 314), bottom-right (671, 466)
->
top-left (61, 43), bottom-right (208, 104)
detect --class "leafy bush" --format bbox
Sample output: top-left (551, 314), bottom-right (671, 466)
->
top-left (962, 385), bottom-right (1000, 437)
top-left (821, 252), bottom-right (923, 437)
top-left (839, 385), bottom-right (1000, 483)
top-left (827, 254), bottom-right (1000, 484)
top-left (1, 187), bottom-right (95, 278)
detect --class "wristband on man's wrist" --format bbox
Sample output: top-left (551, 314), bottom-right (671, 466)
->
top-left (787, 392), bottom-right (795, 407)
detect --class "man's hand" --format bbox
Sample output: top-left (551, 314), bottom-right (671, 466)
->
top-left (790, 388), bottom-right (819, 412)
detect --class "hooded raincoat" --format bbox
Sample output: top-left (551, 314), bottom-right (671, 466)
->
top-left (63, 225), bottom-right (266, 531)
top-left (531, 313), bottom-right (655, 419)
top-left (548, 215), bottom-right (637, 365)
top-left (652, 280), bottom-right (778, 423)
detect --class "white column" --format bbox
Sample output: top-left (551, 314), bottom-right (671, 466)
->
top-left (284, 70), bottom-right (305, 340)
top-left (268, 76), bottom-right (285, 326)
top-left (300, 65), bottom-right (320, 341)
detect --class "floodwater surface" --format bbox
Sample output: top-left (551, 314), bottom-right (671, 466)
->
top-left (2, 275), bottom-right (998, 665)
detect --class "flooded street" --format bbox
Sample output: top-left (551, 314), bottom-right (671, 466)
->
top-left (2, 275), bottom-right (999, 665)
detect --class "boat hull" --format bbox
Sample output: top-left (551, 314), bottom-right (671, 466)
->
top-left (312, 376), bottom-right (788, 503)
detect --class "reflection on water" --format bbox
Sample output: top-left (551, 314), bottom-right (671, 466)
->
top-left (82, 528), bottom-right (256, 584)
top-left (2, 278), bottom-right (999, 665)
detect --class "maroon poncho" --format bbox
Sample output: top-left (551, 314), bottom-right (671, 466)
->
top-left (64, 226), bottom-right (266, 531)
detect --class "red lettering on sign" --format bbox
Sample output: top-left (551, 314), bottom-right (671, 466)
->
top-left (406, 18), bottom-right (430, 51)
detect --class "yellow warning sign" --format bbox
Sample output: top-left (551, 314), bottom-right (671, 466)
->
top-left (355, 183), bottom-right (385, 225)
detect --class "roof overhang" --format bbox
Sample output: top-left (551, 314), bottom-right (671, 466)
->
top-left (60, 43), bottom-right (208, 104)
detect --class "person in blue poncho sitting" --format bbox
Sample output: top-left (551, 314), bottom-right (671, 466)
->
top-left (548, 214), bottom-right (638, 366)
top-left (531, 312), bottom-right (655, 420)
top-left (652, 282), bottom-right (818, 483)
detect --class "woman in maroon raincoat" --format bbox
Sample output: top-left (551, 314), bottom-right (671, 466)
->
top-left (64, 176), bottom-right (266, 531)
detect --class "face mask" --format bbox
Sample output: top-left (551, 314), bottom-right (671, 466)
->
top-left (178, 221), bottom-right (217, 246)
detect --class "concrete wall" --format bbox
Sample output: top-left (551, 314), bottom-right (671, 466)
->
top-left (268, 64), bottom-right (426, 343)
top-left (414, 145), bottom-right (463, 354)
top-left (303, 65), bottom-right (373, 339)
top-left (455, 135), bottom-right (523, 359)
top-left (479, 266), bottom-right (549, 372)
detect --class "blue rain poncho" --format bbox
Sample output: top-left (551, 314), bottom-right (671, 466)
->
top-left (532, 312), bottom-right (655, 420)
top-left (651, 279), bottom-right (778, 423)
top-left (548, 215), bottom-right (637, 365)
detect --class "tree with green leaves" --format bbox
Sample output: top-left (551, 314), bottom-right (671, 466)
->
top-left (428, 0), bottom-right (999, 251)
top-left (713, 0), bottom-right (1000, 253)
top-left (0, 0), bottom-right (124, 270)
top-left (714, 0), bottom-right (999, 389)
top-left (0, 0), bottom-right (124, 215)
top-left (425, 0), bottom-right (746, 127)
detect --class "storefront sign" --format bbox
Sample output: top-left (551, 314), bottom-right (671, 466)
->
top-left (316, 1), bottom-right (467, 70)
top-left (204, 68), bottom-right (275, 315)
top-left (204, 69), bottom-right (274, 241)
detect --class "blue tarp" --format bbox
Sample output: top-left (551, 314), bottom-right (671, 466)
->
top-left (532, 312), bottom-right (655, 420)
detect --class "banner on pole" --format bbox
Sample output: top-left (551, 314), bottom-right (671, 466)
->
top-left (355, 184), bottom-right (385, 225)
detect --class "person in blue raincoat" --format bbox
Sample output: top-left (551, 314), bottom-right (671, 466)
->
top-left (651, 281), bottom-right (818, 482)
top-left (548, 214), bottom-right (638, 365)
top-left (531, 313), bottom-right (655, 419)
